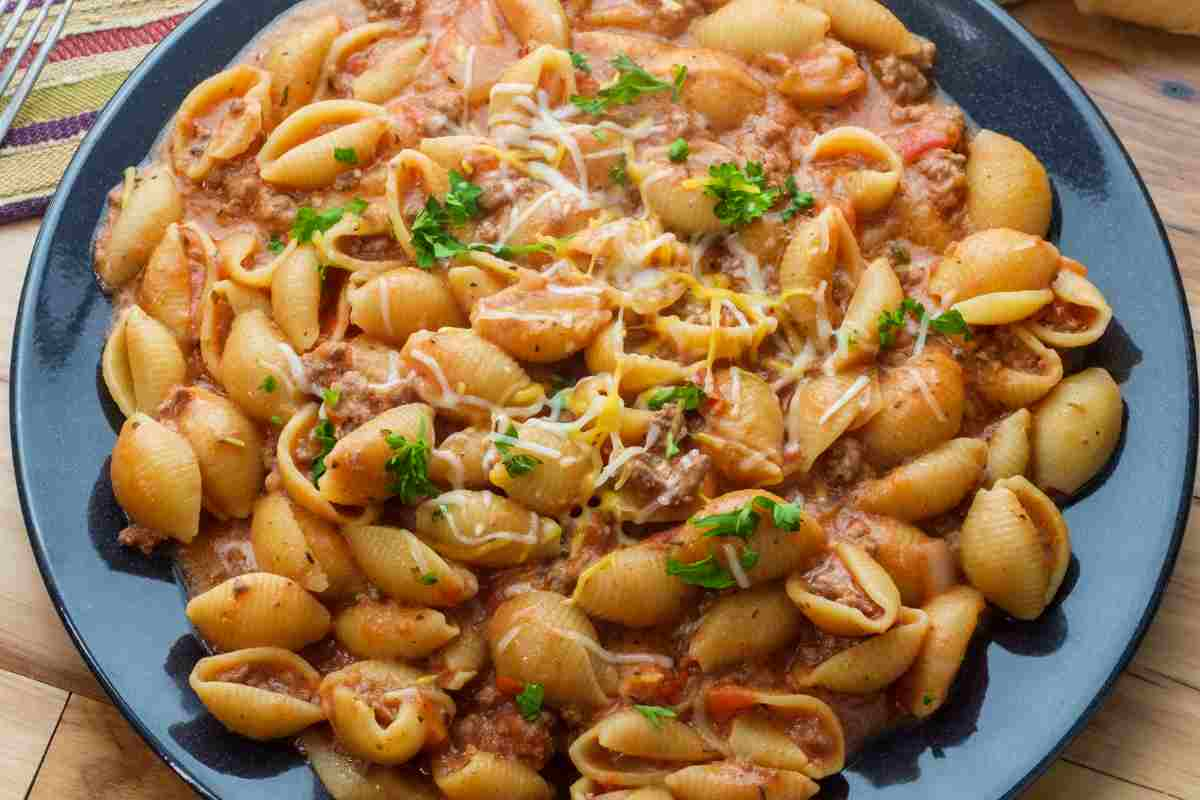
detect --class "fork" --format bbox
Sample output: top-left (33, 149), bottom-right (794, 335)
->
top-left (0, 0), bottom-right (77, 146)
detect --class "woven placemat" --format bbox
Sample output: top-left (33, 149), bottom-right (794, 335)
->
top-left (0, 0), bottom-right (202, 223)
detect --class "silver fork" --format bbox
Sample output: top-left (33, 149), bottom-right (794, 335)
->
top-left (0, 0), bottom-right (77, 145)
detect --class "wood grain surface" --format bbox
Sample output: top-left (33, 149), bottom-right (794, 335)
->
top-left (3, 1), bottom-right (1199, 796)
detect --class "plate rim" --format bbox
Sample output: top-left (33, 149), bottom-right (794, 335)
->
top-left (8, 1), bottom-right (1196, 798)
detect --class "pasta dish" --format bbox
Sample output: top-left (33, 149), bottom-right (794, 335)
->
top-left (93, 0), bottom-right (1122, 796)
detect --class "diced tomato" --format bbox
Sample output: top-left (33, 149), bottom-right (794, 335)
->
top-left (898, 127), bottom-right (953, 164)
top-left (496, 676), bottom-right (524, 696)
top-left (705, 685), bottom-right (759, 722)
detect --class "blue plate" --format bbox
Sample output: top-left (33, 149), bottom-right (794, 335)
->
top-left (11, 1), bottom-right (1196, 797)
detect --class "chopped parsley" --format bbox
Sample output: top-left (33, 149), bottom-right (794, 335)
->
top-left (609, 155), bottom-right (629, 186)
top-left (495, 424), bottom-right (542, 477)
top-left (382, 422), bottom-right (436, 504)
top-left (753, 495), bottom-right (803, 531)
top-left (334, 147), bottom-right (359, 165)
top-left (291, 200), bottom-right (366, 243)
top-left (592, 129), bottom-right (608, 142)
top-left (515, 683), bottom-right (545, 722)
top-left (270, 415), bottom-right (283, 426)
top-left (467, 241), bottom-right (555, 260)
top-left (260, 375), bottom-right (278, 393)
top-left (322, 388), bottom-right (341, 408)
top-left (704, 162), bottom-right (781, 228)
top-left (445, 170), bottom-right (484, 225)
top-left (923, 694), bottom-right (935, 706)
top-left (569, 49), bottom-right (591, 74)
top-left (647, 382), bottom-right (705, 411)
top-left (317, 263), bottom-right (329, 281)
top-left (665, 431), bottom-right (680, 460)
top-left (310, 420), bottom-right (337, 484)
top-left (889, 241), bottom-right (912, 265)
top-left (633, 705), bottom-right (678, 728)
top-left (780, 175), bottom-right (815, 221)
top-left (693, 502), bottom-right (759, 540)
top-left (571, 54), bottom-right (686, 115)
top-left (878, 298), bottom-right (973, 349)
top-left (410, 198), bottom-right (467, 268)
top-left (668, 137), bottom-right (690, 163)
top-left (267, 235), bottom-right (285, 255)
top-left (666, 550), bottom-right (758, 590)
top-left (419, 572), bottom-right (440, 586)
top-left (432, 503), bottom-right (450, 520)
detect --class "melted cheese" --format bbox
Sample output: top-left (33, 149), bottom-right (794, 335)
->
top-left (724, 543), bottom-right (752, 589)
top-left (818, 374), bottom-right (871, 426)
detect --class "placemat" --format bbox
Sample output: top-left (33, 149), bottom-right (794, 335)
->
top-left (0, 0), bottom-right (202, 223)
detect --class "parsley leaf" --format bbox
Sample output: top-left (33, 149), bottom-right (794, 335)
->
top-left (877, 305), bottom-right (908, 349)
top-left (668, 138), bottom-right (689, 163)
top-left (929, 307), bottom-right (971, 338)
top-left (671, 64), bottom-right (687, 101)
top-left (310, 420), bottom-right (337, 484)
top-left (467, 241), bottom-right (555, 260)
top-left (704, 162), bottom-right (781, 228)
top-left (753, 496), bottom-right (803, 531)
top-left (346, 197), bottom-right (368, 216)
top-left (291, 200), bottom-right (366, 243)
top-left (260, 375), bottom-right (278, 393)
top-left (334, 147), bottom-right (359, 165)
top-left (610, 154), bottom-right (629, 186)
top-left (666, 551), bottom-right (757, 589)
top-left (780, 175), bottom-right (815, 221)
top-left (647, 383), bottom-right (705, 411)
top-left (382, 422), bottom-right (436, 504)
top-left (411, 198), bottom-right (467, 268)
top-left (665, 431), bottom-right (680, 460)
top-left (877, 298), bottom-right (973, 349)
top-left (267, 235), bottom-right (285, 255)
top-left (419, 573), bottom-right (439, 586)
top-left (495, 424), bottom-right (542, 477)
top-left (693, 502), bottom-right (759, 540)
top-left (445, 170), bottom-right (484, 225)
top-left (571, 54), bottom-right (684, 115)
top-left (592, 129), bottom-right (608, 142)
top-left (515, 683), bottom-right (545, 722)
top-left (270, 415), bottom-right (283, 426)
top-left (634, 705), bottom-right (678, 728)
top-left (569, 50), bottom-right (591, 74)
top-left (322, 388), bottom-right (341, 408)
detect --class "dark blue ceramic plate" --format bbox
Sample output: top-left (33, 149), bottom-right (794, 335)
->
top-left (10, 0), bottom-right (1196, 797)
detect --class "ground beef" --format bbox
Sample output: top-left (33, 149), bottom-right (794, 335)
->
top-left (327, 371), bottom-right (415, 433)
top-left (213, 663), bottom-right (314, 702)
top-left (363, 0), bottom-right (420, 24)
top-left (813, 437), bottom-right (868, 487)
top-left (791, 623), bottom-right (860, 671)
top-left (913, 148), bottom-right (967, 214)
top-left (872, 37), bottom-right (937, 105)
top-left (730, 114), bottom-right (792, 185)
top-left (118, 524), bottom-right (168, 555)
top-left (800, 551), bottom-right (884, 618)
top-left (475, 167), bottom-right (537, 214)
top-left (452, 702), bottom-right (556, 770)
top-left (624, 447), bottom-right (710, 511)
top-left (204, 160), bottom-right (297, 230)
top-left (643, 404), bottom-right (685, 453)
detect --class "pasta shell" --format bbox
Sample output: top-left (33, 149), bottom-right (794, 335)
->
top-left (859, 346), bottom-right (964, 468)
top-left (385, 149), bottom-right (452, 262)
top-left (672, 490), bottom-right (827, 585)
top-left (930, 228), bottom-right (1059, 306)
top-left (350, 268), bottom-right (466, 347)
top-left (951, 289), bottom-right (1055, 326)
top-left (689, 586), bottom-right (808, 672)
top-left (334, 598), bottom-right (460, 660)
top-left (722, 691), bottom-right (845, 779)
top-left (198, 277), bottom-right (272, 379)
top-left (960, 475), bottom-right (1071, 620)
top-left (972, 324), bottom-right (1063, 409)
top-left (258, 99), bottom-right (388, 189)
top-left (573, 546), bottom-right (698, 628)
top-left (986, 409), bottom-right (1032, 486)
top-left (584, 321), bottom-right (693, 396)
top-left (138, 223), bottom-right (214, 345)
top-left (447, 265), bottom-right (508, 316)
top-left (319, 661), bottom-right (455, 766)
top-left (354, 37), bottom-right (429, 103)
top-left (431, 626), bottom-right (489, 691)
top-left (835, 258), bottom-right (904, 366)
top-left (272, 244), bottom-right (324, 352)
top-left (786, 543), bottom-right (901, 637)
top-left (97, 165), bottom-right (182, 288)
top-left (430, 428), bottom-right (494, 490)
top-left (186, 572), bottom-right (331, 651)
top-left (1027, 269), bottom-right (1113, 348)
top-left (219, 309), bottom-right (304, 424)
top-left (126, 306), bottom-right (189, 415)
top-left (317, 204), bottom-right (410, 274)
top-left (110, 413), bottom-right (202, 542)
top-left (780, 206), bottom-right (864, 325)
top-left (697, 368), bottom-right (785, 487)
top-left (854, 514), bottom-right (957, 607)
top-left (896, 585), bottom-right (986, 718)
top-left (263, 15), bottom-right (340, 120)
top-left (414, 490), bottom-right (561, 567)
top-left (966, 129), bottom-right (1053, 237)
top-left (172, 66), bottom-right (272, 181)
top-left (570, 709), bottom-right (719, 787)
top-left (165, 386), bottom-right (265, 519)
top-left (486, 425), bottom-right (600, 516)
top-left (857, 438), bottom-right (987, 522)
top-left (495, 0), bottom-right (569, 47)
top-left (189, 647), bottom-right (324, 740)
top-left (487, 590), bottom-right (615, 709)
top-left (785, 370), bottom-right (877, 474)
top-left (251, 491), bottom-right (367, 595)
top-left (300, 726), bottom-right (445, 800)
top-left (343, 525), bottom-right (480, 607)
top-left (665, 761), bottom-right (820, 800)
top-left (276, 404), bottom-right (384, 526)
top-left (807, 126), bottom-right (904, 214)
top-left (692, 0), bottom-right (830, 57)
top-left (641, 141), bottom-right (732, 236)
top-left (402, 328), bottom-right (544, 424)
top-left (434, 751), bottom-right (553, 800)
top-left (1030, 367), bottom-right (1123, 495)
top-left (648, 48), bottom-right (765, 132)
top-left (319, 404), bottom-right (435, 506)
top-left (792, 607), bottom-right (929, 693)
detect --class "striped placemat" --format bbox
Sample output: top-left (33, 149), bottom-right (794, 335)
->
top-left (0, 0), bottom-right (202, 223)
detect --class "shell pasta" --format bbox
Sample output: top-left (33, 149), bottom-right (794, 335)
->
top-left (93, 0), bottom-right (1123, 796)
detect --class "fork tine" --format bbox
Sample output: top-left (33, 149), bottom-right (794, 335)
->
top-left (0, 0), bottom-right (52, 101)
top-left (0, 0), bottom-right (36, 56)
top-left (0, 0), bottom-right (73, 145)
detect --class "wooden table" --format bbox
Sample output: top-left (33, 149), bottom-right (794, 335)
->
top-left (1, 1), bottom-right (1198, 797)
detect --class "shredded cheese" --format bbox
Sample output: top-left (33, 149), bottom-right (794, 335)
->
top-left (554, 628), bottom-right (675, 669)
top-left (488, 432), bottom-right (564, 460)
top-left (593, 445), bottom-right (647, 489)
top-left (909, 367), bottom-right (947, 422)
top-left (818, 375), bottom-right (871, 426)
top-left (724, 543), bottom-right (752, 589)
top-left (912, 308), bottom-right (931, 359)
